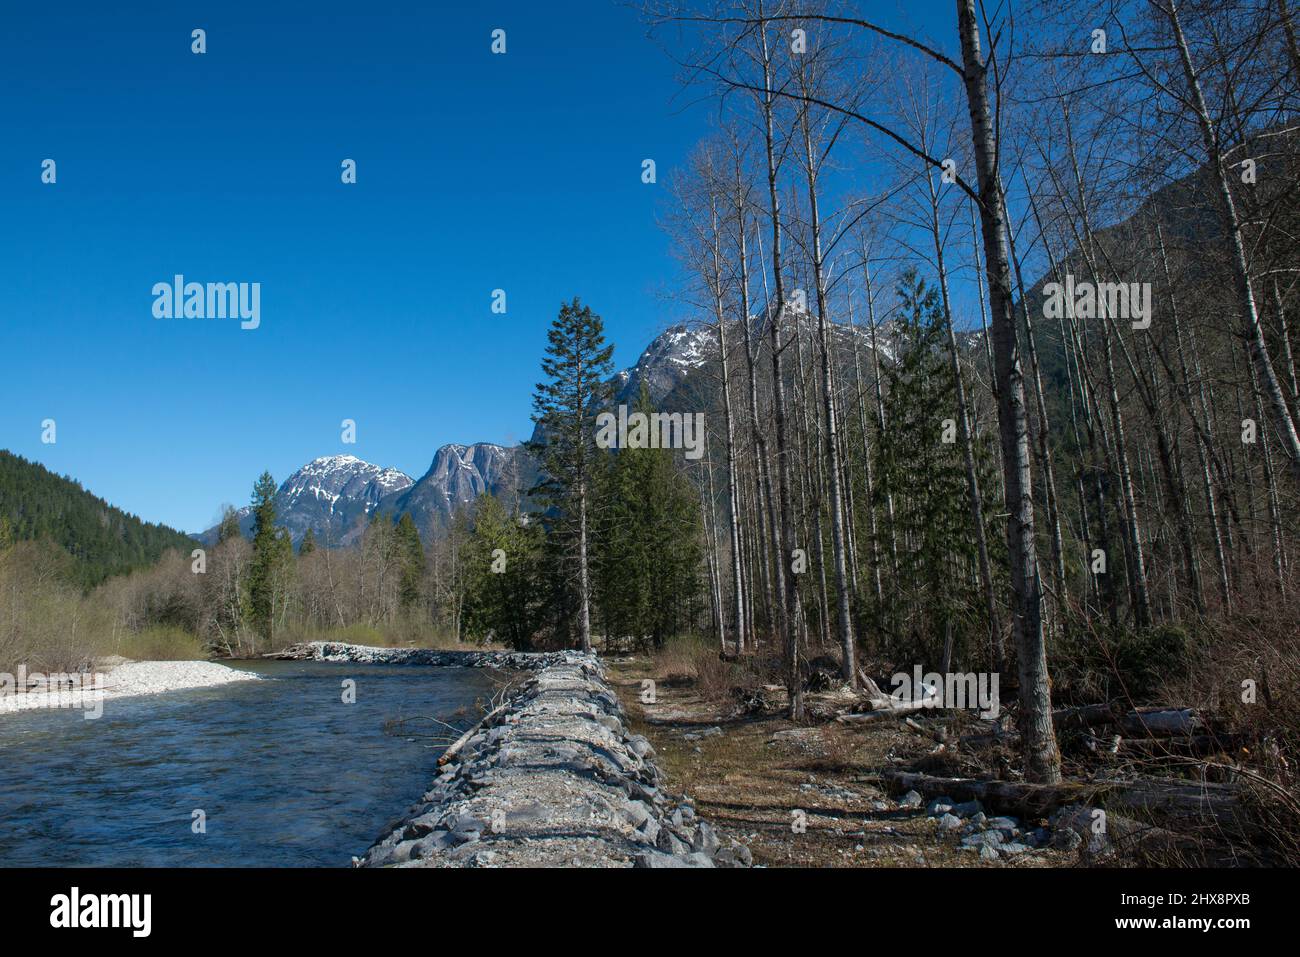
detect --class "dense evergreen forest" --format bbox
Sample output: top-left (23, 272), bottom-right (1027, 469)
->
top-left (0, 451), bottom-right (195, 588)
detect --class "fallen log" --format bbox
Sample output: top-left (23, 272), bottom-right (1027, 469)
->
top-left (1119, 708), bottom-right (1206, 738)
top-left (1052, 702), bottom-right (1123, 731)
top-left (836, 691), bottom-right (940, 723)
top-left (880, 769), bottom-right (1254, 837)
top-left (856, 669), bottom-right (889, 703)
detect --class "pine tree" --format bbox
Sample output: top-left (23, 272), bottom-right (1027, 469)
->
top-left (217, 505), bottom-right (243, 545)
top-left (245, 472), bottom-right (292, 647)
top-left (395, 513), bottom-right (425, 612)
top-left (528, 297), bottom-right (615, 654)
top-left (299, 527), bottom-right (317, 555)
top-left (873, 271), bottom-right (1001, 669)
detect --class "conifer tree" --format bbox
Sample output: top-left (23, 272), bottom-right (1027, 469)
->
top-left (217, 505), bottom-right (242, 545)
top-left (299, 527), bottom-right (317, 556)
top-left (395, 513), bottom-right (425, 611)
top-left (245, 472), bottom-right (292, 646)
top-left (592, 384), bottom-right (704, 649)
top-left (462, 495), bottom-right (545, 648)
top-left (873, 272), bottom-right (1001, 669)
top-left (529, 297), bottom-right (615, 653)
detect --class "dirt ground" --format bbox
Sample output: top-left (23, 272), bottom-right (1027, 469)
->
top-left (608, 655), bottom-right (1069, 868)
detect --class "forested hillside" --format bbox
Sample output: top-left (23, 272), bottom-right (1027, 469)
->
top-left (0, 450), bottom-right (195, 588)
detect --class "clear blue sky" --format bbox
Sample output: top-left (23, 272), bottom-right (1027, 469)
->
top-left (1, 0), bottom-right (954, 534)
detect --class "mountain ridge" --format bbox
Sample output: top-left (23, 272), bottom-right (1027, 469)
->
top-left (199, 310), bottom-right (964, 545)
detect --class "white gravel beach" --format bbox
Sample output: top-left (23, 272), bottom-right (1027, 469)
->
top-left (0, 660), bottom-right (260, 716)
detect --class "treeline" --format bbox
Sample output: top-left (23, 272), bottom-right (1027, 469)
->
top-left (635, 0), bottom-right (1300, 788)
top-left (0, 450), bottom-right (196, 588)
top-left (0, 362), bottom-right (708, 669)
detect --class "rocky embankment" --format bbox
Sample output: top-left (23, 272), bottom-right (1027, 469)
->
top-left (284, 643), bottom-right (750, 867)
top-left (270, 641), bottom-right (579, 670)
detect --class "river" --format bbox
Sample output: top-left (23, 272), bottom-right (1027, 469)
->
top-left (0, 660), bottom-right (496, 867)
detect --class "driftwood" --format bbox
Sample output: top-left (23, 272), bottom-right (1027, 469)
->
top-left (835, 689), bottom-right (941, 724)
top-left (437, 702), bottom-right (508, 767)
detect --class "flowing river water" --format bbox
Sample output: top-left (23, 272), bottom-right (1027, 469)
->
top-left (0, 660), bottom-right (497, 866)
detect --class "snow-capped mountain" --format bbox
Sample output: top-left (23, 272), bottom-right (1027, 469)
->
top-left (615, 324), bottom-right (716, 405)
top-left (203, 455), bottom-right (415, 545)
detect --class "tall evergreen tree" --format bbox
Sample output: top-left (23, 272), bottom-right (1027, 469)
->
top-left (528, 297), bottom-right (615, 654)
top-left (299, 527), bottom-right (317, 555)
top-left (395, 513), bottom-right (426, 611)
top-left (873, 271), bottom-right (1002, 669)
top-left (245, 471), bottom-right (292, 646)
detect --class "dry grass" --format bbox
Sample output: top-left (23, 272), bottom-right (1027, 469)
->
top-left (109, 625), bottom-right (207, 661)
top-left (652, 634), bottom-right (754, 698)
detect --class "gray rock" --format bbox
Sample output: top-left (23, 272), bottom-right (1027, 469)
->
top-left (1051, 804), bottom-right (1112, 857)
top-left (937, 813), bottom-right (963, 833)
top-left (969, 811), bottom-right (987, 827)
top-left (714, 843), bottom-right (753, 868)
top-left (979, 844), bottom-right (1000, 861)
top-left (1000, 842), bottom-right (1031, 855)
top-left (950, 799), bottom-right (984, 817)
top-left (692, 820), bottom-right (721, 856)
top-left (409, 831), bottom-right (453, 857)
top-left (926, 798), bottom-right (955, 816)
top-left (899, 790), bottom-right (924, 809)
top-left (623, 800), bottom-right (652, 828)
top-left (634, 850), bottom-right (691, 868)
top-left (961, 830), bottom-right (1003, 849)
top-left (656, 828), bottom-right (688, 856)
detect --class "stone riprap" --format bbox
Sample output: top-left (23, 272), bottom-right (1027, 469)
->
top-left (270, 641), bottom-right (580, 671)
top-left (275, 642), bottom-right (749, 867)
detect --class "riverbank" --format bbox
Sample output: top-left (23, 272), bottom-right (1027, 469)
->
top-left (0, 659), bottom-right (260, 716)
top-left (282, 642), bottom-right (751, 867)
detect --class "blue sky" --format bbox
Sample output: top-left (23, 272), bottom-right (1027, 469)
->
top-left (1, 0), bottom-right (954, 534)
